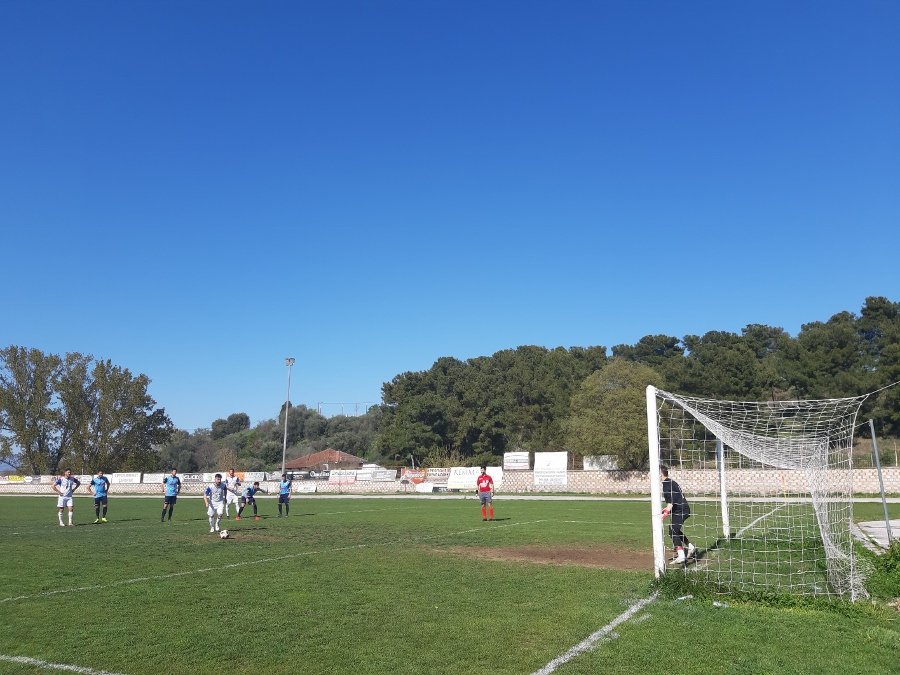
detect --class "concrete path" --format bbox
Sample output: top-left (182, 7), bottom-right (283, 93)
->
top-left (855, 519), bottom-right (898, 551)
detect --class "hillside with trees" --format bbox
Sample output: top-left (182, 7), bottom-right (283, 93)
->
top-left (2, 297), bottom-right (898, 473)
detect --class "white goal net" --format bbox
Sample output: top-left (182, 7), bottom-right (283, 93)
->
top-left (647, 386), bottom-right (867, 599)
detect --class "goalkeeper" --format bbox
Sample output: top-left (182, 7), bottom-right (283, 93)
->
top-left (660, 465), bottom-right (695, 564)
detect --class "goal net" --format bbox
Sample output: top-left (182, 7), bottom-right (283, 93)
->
top-left (646, 385), bottom-right (867, 599)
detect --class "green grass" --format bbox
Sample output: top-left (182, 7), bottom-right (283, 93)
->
top-left (1, 496), bottom-right (898, 674)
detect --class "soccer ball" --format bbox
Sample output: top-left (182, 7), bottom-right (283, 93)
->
top-left (219, 530), bottom-right (229, 539)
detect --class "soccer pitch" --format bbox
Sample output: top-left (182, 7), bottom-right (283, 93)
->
top-left (2, 496), bottom-right (898, 674)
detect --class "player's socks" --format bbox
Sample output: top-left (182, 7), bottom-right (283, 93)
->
top-left (161, 508), bottom-right (167, 522)
top-left (285, 503), bottom-right (289, 516)
top-left (488, 505), bottom-right (494, 520)
top-left (68, 513), bottom-right (73, 526)
top-left (103, 506), bottom-right (108, 517)
top-left (481, 506), bottom-right (487, 520)
top-left (58, 513), bottom-right (65, 526)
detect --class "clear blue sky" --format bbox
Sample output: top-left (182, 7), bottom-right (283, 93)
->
top-left (3, 2), bottom-right (898, 431)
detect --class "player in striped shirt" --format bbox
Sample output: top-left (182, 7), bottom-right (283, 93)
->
top-left (204, 473), bottom-right (228, 533)
top-left (53, 469), bottom-right (81, 527)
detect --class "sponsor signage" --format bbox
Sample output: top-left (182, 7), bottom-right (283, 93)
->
top-left (399, 468), bottom-right (427, 484)
top-left (294, 482), bottom-right (317, 494)
top-left (111, 472), bottom-right (142, 484)
top-left (414, 482), bottom-right (434, 493)
top-left (372, 469), bottom-right (397, 481)
top-left (288, 469), bottom-right (331, 480)
top-left (534, 451), bottom-right (568, 486)
top-left (143, 473), bottom-right (165, 484)
top-left (503, 451), bottom-right (530, 471)
top-left (181, 473), bottom-right (203, 482)
top-left (243, 472), bottom-right (266, 482)
top-left (447, 466), bottom-right (503, 490)
top-left (328, 469), bottom-right (357, 485)
top-left (425, 468), bottom-right (450, 484)
top-left (1, 475), bottom-right (24, 483)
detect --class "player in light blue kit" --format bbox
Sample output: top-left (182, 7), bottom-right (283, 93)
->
top-left (277, 473), bottom-right (292, 517)
top-left (161, 469), bottom-right (181, 522)
top-left (237, 481), bottom-right (264, 521)
top-left (89, 470), bottom-right (111, 523)
top-left (53, 469), bottom-right (81, 527)
top-left (204, 473), bottom-right (228, 533)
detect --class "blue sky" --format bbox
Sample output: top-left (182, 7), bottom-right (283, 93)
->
top-left (2, 2), bottom-right (898, 431)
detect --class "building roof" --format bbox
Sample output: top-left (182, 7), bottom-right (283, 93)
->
top-left (283, 448), bottom-right (367, 470)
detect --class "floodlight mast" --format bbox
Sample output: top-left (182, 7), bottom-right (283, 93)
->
top-left (281, 358), bottom-right (295, 477)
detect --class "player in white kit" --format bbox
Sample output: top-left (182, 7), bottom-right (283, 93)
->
top-left (224, 468), bottom-right (242, 518)
top-left (204, 473), bottom-right (228, 533)
top-left (53, 469), bottom-right (81, 527)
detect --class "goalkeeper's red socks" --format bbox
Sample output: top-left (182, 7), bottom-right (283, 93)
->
top-left (481, 506), bottom-right (487, 520)
top-left (488, 505), bottom-right (494, 520)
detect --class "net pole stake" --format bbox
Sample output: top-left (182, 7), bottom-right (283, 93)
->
top-left (868, 419), bottom-right (894, 544)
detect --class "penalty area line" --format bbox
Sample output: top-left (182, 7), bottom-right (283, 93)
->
top-left (531, 593), bottom-right (658, 675)
top-left (0, 653), bottom-right (127, 675)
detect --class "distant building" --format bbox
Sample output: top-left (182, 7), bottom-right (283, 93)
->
top-left (283, 448), bottom-right (366, 472)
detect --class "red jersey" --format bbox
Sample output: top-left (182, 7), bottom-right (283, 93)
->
top-left (476, 474), bottom-right (494, 493)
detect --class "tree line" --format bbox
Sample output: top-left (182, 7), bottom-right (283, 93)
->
top-left (2, 297), bottom-right (898, 474)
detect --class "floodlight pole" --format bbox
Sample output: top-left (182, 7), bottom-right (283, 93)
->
top-left (281, 358), bottom-right (295, 477)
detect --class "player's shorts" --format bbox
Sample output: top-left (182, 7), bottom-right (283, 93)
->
top-left (278, 494), bottom-right (290, 504)
top-left (478, 491), bottom-right (493, 505)
top-left (57, 496), bottom-right (73, 508)
top-left (164, 495), bottom-right (178, 505)
top-left (208, 503), bottom-right (225, 516)
top-left (226, 492), bottom-right (240, 505)
top-left (240, 496), bottom-right (255, 505)
top-left (94, 496), bottom-right (108, 505)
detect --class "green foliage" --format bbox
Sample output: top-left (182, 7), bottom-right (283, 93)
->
top-left (864, 542), bottom-right (900, 599)
top-left (0, 346), bottom-right (173, 473)
top-left (565, 359), bottom-right (663, 469)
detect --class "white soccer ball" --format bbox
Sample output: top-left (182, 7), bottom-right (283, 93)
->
top-left (219, 529), bottom-right (229, 539)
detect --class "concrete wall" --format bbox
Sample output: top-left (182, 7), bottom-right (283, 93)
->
top-left (2, 468), bottom-right (897, 496)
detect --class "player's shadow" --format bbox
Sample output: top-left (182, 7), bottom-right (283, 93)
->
top-left (488, 517), bottom-right (512, 522)
top-left (110, 518), bottom-right (141, 523)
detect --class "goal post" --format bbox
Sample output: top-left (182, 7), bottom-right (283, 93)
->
top-left (647, 385), bottom-right (868, 599)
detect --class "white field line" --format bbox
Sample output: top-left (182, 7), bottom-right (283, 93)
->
top-left (0, 653), bottom-right (126, 674)
top-left (735, 504), bottom-right (786, 539)
top-left (532, 593), bottom-right (658, 675)
top-left (1, 520), bottom-right (546, 605)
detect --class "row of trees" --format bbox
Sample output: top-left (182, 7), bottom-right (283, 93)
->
top-left (0, 347), bottom-right (173, 474)
top-left (2, 297), bottom-right (898, 474)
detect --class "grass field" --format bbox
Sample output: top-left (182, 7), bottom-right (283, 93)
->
top-left (2, 495), bottom-right (898, 674)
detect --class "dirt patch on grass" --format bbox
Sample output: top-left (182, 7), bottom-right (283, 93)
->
top-left (437, 545), bottom-right (653, 571)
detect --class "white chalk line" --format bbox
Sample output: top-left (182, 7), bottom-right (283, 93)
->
top-left (0, 653), bottom-right (126, 675)
top-left (735, 504), bottom-right (787, 539)
top-left (532, 593), bottom-right (658, 675)
top-left (1, 519), bottom-right (547, 604)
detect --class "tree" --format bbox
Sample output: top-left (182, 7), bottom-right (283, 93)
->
top-left (565, 359), bottom-right (662, 469)
top-left (0, 347), bottom-right (62, 473)
top-left (211, 412), bottom-right (251, 440)
top-left (0, 346), bottom-right (174, 473)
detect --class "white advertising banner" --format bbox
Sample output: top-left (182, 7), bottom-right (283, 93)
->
top-left (328, 470), bottom-right (357, 485)
top-left (447, 466), bottom-right (503, 490)
top-left (414, 482), bottom-right (435, 493)
top-left (294, 482), bottom-right (317, 494)
top-left (243, 471), bottom-right (266, 482)
top-left (533, 452), bottom-right (568, 486)
top-left (110, 472), bottom-right (142, 484)
top-left (142, 473), bottom-right (165, 484)
top-left (503, 451), bottom-right (530, 470)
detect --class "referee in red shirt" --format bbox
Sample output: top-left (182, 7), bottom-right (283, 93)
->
top-left (476, 465), bottom-right (495, 521)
